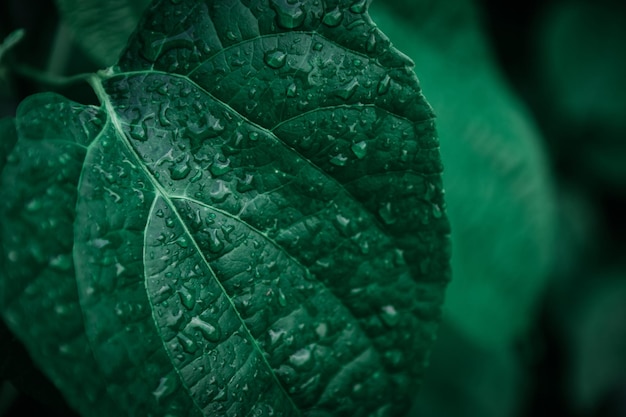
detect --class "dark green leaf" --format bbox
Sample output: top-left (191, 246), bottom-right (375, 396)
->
top-left (371, 0), bottom-right (556, 348)
top-left (55, 0), bottom-right (151, 66)
top-left (0, 93), bottom-right (123, 417)
top-left (1, 0), bottom-right (451, 415)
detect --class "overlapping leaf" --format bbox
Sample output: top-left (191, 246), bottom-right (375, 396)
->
top-left (0, 0), bottom-right (450, 416)
top-left (371, 0), bottom-right (556, 348)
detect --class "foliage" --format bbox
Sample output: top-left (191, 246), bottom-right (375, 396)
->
top-left (2, 0), bottom-right (626, 416)
top-left (1, 0), bottom-right (450, 416)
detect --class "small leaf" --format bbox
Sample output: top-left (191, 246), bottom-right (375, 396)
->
top-left (1, 94), bottom-right (123, 417)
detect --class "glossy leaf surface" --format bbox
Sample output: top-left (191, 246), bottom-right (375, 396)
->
top-left (0, 0), bottom-right (451, 415)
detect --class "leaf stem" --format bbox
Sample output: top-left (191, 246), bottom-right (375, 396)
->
top-left (12, 63), bottom-right (93, 87)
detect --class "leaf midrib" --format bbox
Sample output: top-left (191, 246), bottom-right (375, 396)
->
top-left (89, 74), bottom-right (302, 416)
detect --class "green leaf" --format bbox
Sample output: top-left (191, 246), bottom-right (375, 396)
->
top-left (1, 0), bottom-right (451, 415)
top-left (408, 321), bottom-right (524, 417)
top-left (1, 93), bottom-right (123, 417)
top-left (370, 0), bottom-right (556, 348)
top-left (55, 0), bottom-right (151, 66)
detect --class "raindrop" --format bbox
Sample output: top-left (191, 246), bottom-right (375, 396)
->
top-left (209, 154), bottom-right (231, 176)
top-left (209, 180), bottom-right (230, 202)
top-left (379, 305), bottom-right (399, 327)
top-left (153, 375), bottom-right (178, 401)
top-left (25, 198), bottom-right (42, 211)
top-left (169, 160), bottom-right (191, 180)
top-left (277, 288), bottom-right (287, 307)
top-left (432, 204), bottom-right (443, 219)
top-left (177, 332), bottom-right (197, 354)
top-left (359, 239), bottom-right (370, 255)
top-left (351, 141), bottom-right (367, 159)
top-left (214, 386), bottom-right (228, 402)
top-left (165, 217), bottom-right (176, 228)
top-left (377, 74), bottom-right (391, 95)
top-left (334, 213), bottom-right (351, 236)
top-left (249, 131), bottom-right (259, 141)
top-left (322, 7), bottom-right (343, 27)
top-left (49, 254), bottom-right (72, 271)
top-left (236, 173), bottom-right (255, 192)
top-left (186, 112), bottom-right (225, 142)
top-left (226, 31), bottom-right (237, 41)
top-left (329, 153), bottom-right (348, 166)
top-left (264, 50), bottom-right (287, 69)
top-left (156, 209), bottom-right (165, 218)
top-left (178, 287), bottom-right (196, 310)
top-left (191, 317), bottom-right (221, 342)
top-left (175, 236), bottom-right (189, 248)
top-left (207, 229), bottom-right (225, 253)
top-left (130, 120), bottom-right (148, 141)
top-left (315, 322), bottom-right (328, 338)
top-left (270, 0), bottom-right (306, 29)
top-left (350, 0), bottom-right (367, 14)
top-left (378, 202), bottom-right (396, 225)
top-left (334, 78), bottom-right (359, 100)
top-left (312, 42), bottom-right (324, 51)
top-left (286, 83), bottom-right (297, 97)
top-left (289, 348), bottom-right (313, 369)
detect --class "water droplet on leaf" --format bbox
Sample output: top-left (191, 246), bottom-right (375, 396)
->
top-left (322, 7), bottom-right (343, 27)
top-left (286, 83), bottom-right (297, 97)
top-left (191, 317), bottom-right (221, 342)
top-left (334, 78), bottom-right (359, 100)
top-left (264, 50), bottom-right (287, 69)
top-left (350, 0), bottom-right (367, 14)
top-left (377, 74), bottom-right (391, 95)
top-left (351, 141), bottom-right (367, 158)
top-left (329, 153), bottom-right (348, 166)
top-left (177, 332), bottom-right (197, 353)
top-left (378, 202), bottom-right (397, 224)
top-left (178, 287), bottom-right (196, 310)
top-left (169, 160), bottom-right (191, 180)
top-left (380, 305), bottom-right (399, 327)
top-left (270, 0), bottom-right (306, 29)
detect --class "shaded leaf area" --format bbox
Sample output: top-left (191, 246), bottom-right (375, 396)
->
top-left (0, 0), bottom-right (450, 416)
top-left (55, 0), bottom-right (151, 67)
top-left (370, 0), bottom-right (556, 349)
top-left (0, 94), bottom-right (122, 417)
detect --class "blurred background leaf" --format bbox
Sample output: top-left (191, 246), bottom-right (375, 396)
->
top-left (371, 0), bottom-right (556, 350)
top-left (54, 0), bottom-right (150, 67)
